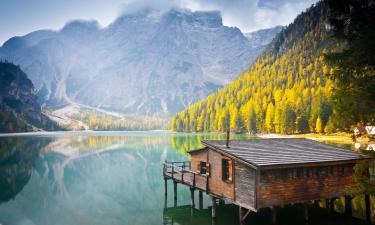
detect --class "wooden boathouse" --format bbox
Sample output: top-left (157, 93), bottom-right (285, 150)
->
top-left (163, 136), bottom-right (371, 224)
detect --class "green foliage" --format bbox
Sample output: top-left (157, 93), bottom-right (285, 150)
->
top-left (316, 116), bottom-right (323, 133)
top-left (348, 155), bottom-right (375, 195)
top-left (171, 2), bottom-right (336, 134)
top-left (325, 0), bottom-right (375, 127)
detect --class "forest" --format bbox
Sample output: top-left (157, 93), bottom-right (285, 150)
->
top-left (171, 0), bottom-right (375, 134)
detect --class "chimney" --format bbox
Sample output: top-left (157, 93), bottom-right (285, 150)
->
top-left (226, 128), bottom-right (230, 148)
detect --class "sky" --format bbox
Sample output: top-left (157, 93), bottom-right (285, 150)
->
top-left (0, 0), bottom-right (318, 45)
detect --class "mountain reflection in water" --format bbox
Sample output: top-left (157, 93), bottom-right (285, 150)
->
top-left (0, 132), bottom-right (373, 225)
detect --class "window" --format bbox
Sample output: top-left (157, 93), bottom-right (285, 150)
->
top-left (222, 159), bottom-right (233, 182)
top-left (198, 161), bottom-right (207, 175)
top-left (338, 165), bottom-right (345, 175)
top-left (260, 171), bottom-right (268, 183)
top-left (274, 169), bottom-right (288, 182)
top-left (327, 166), bottom-right (333, 176)
top-left (303, 168), bottom-right (309, 178)
top-left (292, 169), bottom-right (298, 179)
top-left (312, 167), bottom-right (319, 178)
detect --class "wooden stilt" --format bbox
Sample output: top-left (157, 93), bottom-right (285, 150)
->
top-left (211, 196), bottom-right (217, 219)
top-left (173, 181), bottom-right (177, 207)
top-left (325, 199), bottom-right (330, 214)
top-left (271, 206), bottom-right (278, 225)
top-left (365, 194), bottom-right (371, 223)
top-left (239, 207), bottom-right (245, 225)
top-left (239, 207), bottom-right (251, 225)
top-left (344, 196), bottom-right (352, 216)
top-left (199, 191), bottom-right (203, 209)
top-left (304, 202), bottom-right (309, 222)
top-left (164, 178), bottom-right (168, 196)
top-left (190, 188), bottom-right (195, 208)
top-left (313, 200), bottom-right (319, 207)
top-left (329, 198), bottom-right (335, 215)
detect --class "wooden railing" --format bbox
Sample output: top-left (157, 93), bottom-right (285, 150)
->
top-left (163, 161), bottom-right (205, 189)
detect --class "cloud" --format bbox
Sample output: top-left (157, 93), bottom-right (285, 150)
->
top-left (0, 0), bottom-right (318, 44)
top-left (191, 0), bottom-right (318, 32)
top-left (118, 0), bottom-right (185, 15)
top-left (118, 0), bottom-right (318, 32)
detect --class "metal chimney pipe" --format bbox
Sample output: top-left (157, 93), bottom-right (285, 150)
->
top-left (226, 128), bottom-right (230, 148)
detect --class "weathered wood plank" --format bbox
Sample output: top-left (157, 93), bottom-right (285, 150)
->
top-left (235, 162), bottom-right (256, 209)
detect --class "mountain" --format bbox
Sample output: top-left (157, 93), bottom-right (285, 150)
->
top-left (171, 2), bottom-right (337, 134)
top-left (0, 9), bottom-right (281, 120)
top-left (0, 62), bottom-right (60, 132)
top-left (244, 26), bottom-right (283, 49)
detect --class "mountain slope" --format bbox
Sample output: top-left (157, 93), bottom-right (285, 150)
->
top-left (0, 9), bottom-right (281, 118)
top-left (0, 62), bottom-right (60, 132)
top-left (171, 2), bottom-right (336, 134)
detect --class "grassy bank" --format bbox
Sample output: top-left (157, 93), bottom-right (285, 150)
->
top-left (258, 132), bottom-right (374, 149)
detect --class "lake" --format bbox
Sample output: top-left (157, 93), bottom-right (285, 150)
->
top-left (0, 131), bottom-right (372, 225)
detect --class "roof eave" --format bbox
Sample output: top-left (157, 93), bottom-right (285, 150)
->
top-left (187, 147), bottom-right (208, 154)
top-left (259, 157), bottom-right (368, 170)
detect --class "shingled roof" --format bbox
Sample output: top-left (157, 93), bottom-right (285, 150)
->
top-left (201, 138), bottom-right (364, 168)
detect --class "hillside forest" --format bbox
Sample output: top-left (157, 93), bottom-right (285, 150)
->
top-left (171, 0), bottom-right (375, 134)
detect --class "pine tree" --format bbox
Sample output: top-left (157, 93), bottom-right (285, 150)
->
top-left (315, 117), bottom-right (323, 133)
top-left (265, 102), bottom-right (275, 133)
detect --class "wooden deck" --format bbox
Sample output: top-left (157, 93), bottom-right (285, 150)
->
top-left (163, 161), bottom-right (207, 192)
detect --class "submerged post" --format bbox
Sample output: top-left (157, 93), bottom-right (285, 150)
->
top-left (329, 198), bottom-right (335, 215)
top-left (325, 199), bottom-right (330, 214)
top-left (173, 181), bottom-right (177, 206)
top-left (344, 196), bottom-right (352, 216)
top-left (199, 191), bottom-right (203, 209)
top-left (211, 196), bottom-right (217, 219)
top-left (164, 178), bottom-right (168, 196)
top-left (365, 194), bottom-right (371, 223)
top-left (239, 207), bottom-right (245, 225)
top-left (190, 188), bottom-right (195, 208)
top-left (271, 206), bottom-right (278, 225)
top-left (304, 202), bottom-right (309, 222)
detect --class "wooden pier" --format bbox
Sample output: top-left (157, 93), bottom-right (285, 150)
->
top-left (163, 137), bottom-right (372, 224)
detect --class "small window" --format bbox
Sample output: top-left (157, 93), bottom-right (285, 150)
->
top-left (222, 159), bottom-right (233, 182)
top-left (327, 166), bottom-right (333, 176)
top-left (338, 165), bottom-right (345, 175)
top-left (261, 171), bottom-right (267, 183)
top-left (274, 169), bottom-right (288, 182)
top-left (198, 161), bottom-right (207, 175)
top-left (303, 168), bottom-right (309, 178)
top-left (292, 169), bottom-right (298, 179)
top-left (312, 167), bottom-right (319, 178)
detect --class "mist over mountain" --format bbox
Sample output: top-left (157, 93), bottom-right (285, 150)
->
top-left (0, 9), bottom-right (281, 118)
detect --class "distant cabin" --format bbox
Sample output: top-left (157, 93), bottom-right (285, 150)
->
top-left (163, 138), bottom-right (369, 223)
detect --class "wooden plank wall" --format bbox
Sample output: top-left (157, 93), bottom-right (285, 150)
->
top-left (257, 163), bottom-right (356, 208)
top-left (235, 162), bottom-right (256, 209)
top-left (207, 150), bottom-right (235, 200)
top-left (190, 149), bottom-right (235, 200)
top-left (190, 150), bottom-right (206, 172)
top-left (190, 151), bottom-right (207, 190)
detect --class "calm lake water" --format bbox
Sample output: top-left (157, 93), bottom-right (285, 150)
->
top-left (0, 131), bottom-right (372, 225)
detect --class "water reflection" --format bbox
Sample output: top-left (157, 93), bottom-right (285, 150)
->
top-left (0, 137), bottom-right (50, 202)
top-left (0, 132), bottom-right (373, 225)
top-left (163, 203), bottom-right (371, 225)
